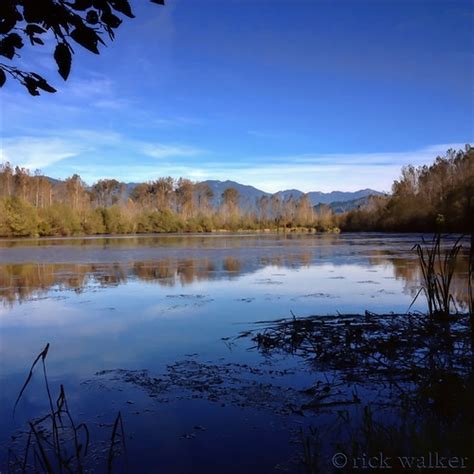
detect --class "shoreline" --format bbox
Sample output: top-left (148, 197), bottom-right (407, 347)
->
top-left (1, 229), bottom-right (468, 244)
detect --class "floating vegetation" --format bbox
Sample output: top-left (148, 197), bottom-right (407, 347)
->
top-left (291, 293), bottom-right (340, 300)
top-left (236, 308), bottom-right (473, 471)
top-left (248, 312), bottom-right (471, 381)
top-left (93, 360), bottom-right (305, 415)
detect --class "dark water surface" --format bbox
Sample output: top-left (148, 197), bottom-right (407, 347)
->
top-left (0, 233), bottom-right (470, 472)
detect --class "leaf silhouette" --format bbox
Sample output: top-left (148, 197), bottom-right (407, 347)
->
top-left (54, 43), bottom-right (72, 80)
top-left (71, 26), bottom-right (102, 54)
top-left (111, 0), bottom-right (135, 18)
top-left (0, 0), bottom-right (164, 94)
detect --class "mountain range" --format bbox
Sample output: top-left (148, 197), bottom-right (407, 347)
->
top-left (198, 180), bottom-right (383, 212)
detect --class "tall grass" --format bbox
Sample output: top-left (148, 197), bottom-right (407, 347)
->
top-left (411, 234), bottom-right (463, 318)
top-left (10, 343), bottom-right (90, 473)
top-left (468, 234), bottom-right (473, 313)
top-left (469, 234), bottom-right (474, 350)
top-left (9, 343), bottom-right (127, 474)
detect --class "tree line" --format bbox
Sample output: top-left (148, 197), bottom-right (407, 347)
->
top-left (0, 168), bottom-right (336, 237)
top-left (0, 145), bottom-right (471, 237)
top-left (341, 145), bottom-right (473, 233)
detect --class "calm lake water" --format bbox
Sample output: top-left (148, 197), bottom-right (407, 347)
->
top-left (0, 233), bottom-right (470, 472)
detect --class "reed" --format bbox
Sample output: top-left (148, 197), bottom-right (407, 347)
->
top-left (410, 234), bottom-right (463, 318)
top-left (107, 412), bottom-right (128, 474)
top-left (9, 344), bottom-right (126, 474)
top-left (469, 234), bottom-right (474, 351)
top-left (300, 426), bottom-right (322, 474)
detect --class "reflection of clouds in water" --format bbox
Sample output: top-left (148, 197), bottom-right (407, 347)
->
top-left (370, 250), bottom-right (471, 310)
top-left (0, 262), bottom-right (407, 327)
top-left (0, 302), bottom-right (131, 342)
top-left (0, 258), bottom-right (453, 317)
top-left (0, 253), bottom-right (315, 306)
top-left (0, 259), bottom-right (450, 383)
top-left (0, 235), bottom-right (470, 313)
top-left (0, 300), bottom-right (83, 327)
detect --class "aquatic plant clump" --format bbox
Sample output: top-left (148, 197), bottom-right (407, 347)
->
top-left (411, 234), bottom-right (464, 318)
top-left (249, 311), bottom-right (472, 383)
top-left (243, 310), bottom-right (474, 470)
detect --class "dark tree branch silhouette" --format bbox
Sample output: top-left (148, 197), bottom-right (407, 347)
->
top-left (0, 0), bottom-right (164, 96)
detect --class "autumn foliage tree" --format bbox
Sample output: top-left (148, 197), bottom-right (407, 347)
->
top-left (342, 145), bottom-right (473, 233)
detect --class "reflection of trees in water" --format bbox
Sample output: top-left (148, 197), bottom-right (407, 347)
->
top-left (0, 253), bottom-right (313, 305)
top-left (177, 259), bottom-right (218, 286)
top-left (0, 233), bottom-right (340, 250)
top-left (0, 263), bottom-right (90, 304)
top-left (93, 263), bottom-right (128, 287)
top-left (223, 257), bottom-right (241, 273)
top-left (3, 245), bottom-right (469, 309)
top-left (134, 259), bottom-right (176, 285)
top-left (261, 252), bottom-right (313, 268)
top-left (369, 250), bottom-right (470, 310)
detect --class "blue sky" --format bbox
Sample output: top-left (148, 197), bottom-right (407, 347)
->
top-left (1, 0), bottom-right (473, 192)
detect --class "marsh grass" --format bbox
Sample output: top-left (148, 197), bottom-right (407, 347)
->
top-left (8, 344), bottom-right (127, 474)
top-left (107, 412), bottom-right (127, 474)
top-left (410, 234), bottom-right (463, 318)
top-left (300, 426), bottom-right (322, 474)
top-left (469, 234), bottom-right (474, 348)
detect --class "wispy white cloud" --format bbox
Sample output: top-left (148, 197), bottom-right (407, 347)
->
top-left (151, 116), bottom-right (204, 128)
top-left (92, 98), bottom-right (132, 110)
top-left (59, 142), bottom-right (469, 193)
top-left (0, 129), bottom-right (206, 174)
top-left (141, 143), bottom-right (205, 159)
top-left (0, 135), bottom-right (469, 192)
top-left (247, 129), bottom-right (283, 139)
top-left (64, 75), bottom-right (115, 100)
top-left (0, 137), bottom-right (85, 170)
top-left (62, 161), bottom-right (396, 192)
top-left (63, 75), bottom-right (136, 110)
top-left (278, 143), bottom-right (469, 167)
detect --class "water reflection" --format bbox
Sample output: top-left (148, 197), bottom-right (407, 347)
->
top-left (0, 235), bottom-right (471, 473)
top-left (0, 247), bottom-right (470, 309)
top-left (370, 252), bottom-right (471, 311)
top-left (0, 233), bottom-right (344, 253)
top-left (0, 253), bottom-right (316, 305)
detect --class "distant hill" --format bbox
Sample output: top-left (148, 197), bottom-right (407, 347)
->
top-left (274, 189), bottom-right (304, 201)
top-left (201, 180), bottom-right (269, 208)
top-left (278, 188), bottom-right (383, 205)
top-left (125, 182), bottom-right (140, 196)
top-left (314, 195), bottom-right (378, 214)
top-left (198, 181), bottom-right (382, 209)
top-left (45, 176), bottom-right (62, 186)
